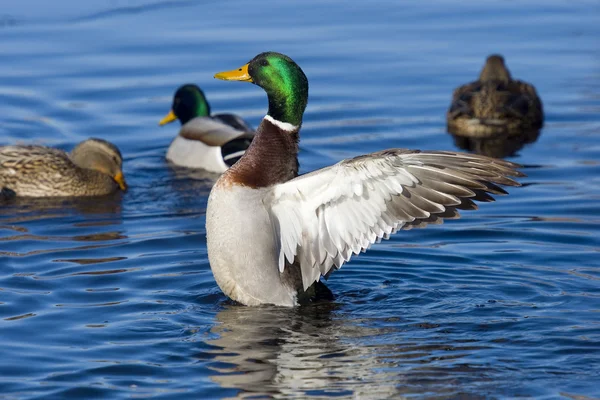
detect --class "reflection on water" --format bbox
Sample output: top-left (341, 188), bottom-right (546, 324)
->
top-left (52, 256), bottom-right (127, 265)
top-left (1, 0), bottom-right (599, 398)
top-left (448, 128), bottom-right (541, 158)
top-left (205, 304), bottom-right (505, 399)
top-left (0, 194), bottom-right (123, 223)
top-left (0, 194), bottom-right (126, 259)
top-left (166, 163), bottom-right (220, 194)
top-left (206, 304), bottom-right (399, 399)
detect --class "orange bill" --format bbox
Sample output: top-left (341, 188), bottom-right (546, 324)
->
top-left (114, 171), bottom-right (127, 191)
top-left (159, 109), bottom-right (177, 126)
top-left (214, 63), bottom-right (252, 82)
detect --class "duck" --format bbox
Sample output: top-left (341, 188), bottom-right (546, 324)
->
top-left (207, 52), bottom-right (524, 307)
top-left (447, 54), bottom-right (543, 137)
top-left (0, 138), bottom-right (127, 197)
top-left (159, 84), bottom-right (255, 173)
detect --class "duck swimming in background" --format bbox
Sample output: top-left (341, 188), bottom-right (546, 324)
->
top-left (159, 84), bottom-right (255, 173)
top-left (0, 138), bottom-right (127, 197)
top-left (207, 52), bottom-right (525, 307)
top-left (447, 54), bottom-right (543, 137)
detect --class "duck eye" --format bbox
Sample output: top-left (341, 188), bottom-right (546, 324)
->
top-left (259, 59), bottom-right (269, 67)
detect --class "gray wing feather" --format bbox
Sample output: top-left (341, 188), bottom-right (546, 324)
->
top-left (269, 150), bottom-right (524, 290)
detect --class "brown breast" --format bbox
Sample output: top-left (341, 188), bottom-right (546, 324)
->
top-left (219, 118), bottom-right (300, 189)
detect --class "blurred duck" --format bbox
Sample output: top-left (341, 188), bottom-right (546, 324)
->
top-left (206, 51), bottom-right (525, 307)
top-left (447, 54), bottom-right (543, 137)
top-left (159, 84), bottom-right (254, 173)
top-left (0, 138), bottom-right (127, 197)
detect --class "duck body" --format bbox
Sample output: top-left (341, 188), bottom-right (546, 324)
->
top-left (447, 55), bottom-right (543, 137)
top-left (207, 185), bottom-right (300, 306)
top-left (166, 114), bottom-right (253, 173)
top-left (207, 116), bottom-right (303, 306)
top-left (160, 85), bottom-right (254, 173)
top-left (207, 52), bottom-right (524, 307)
top-left (0, 139), bottom-right (126, 198)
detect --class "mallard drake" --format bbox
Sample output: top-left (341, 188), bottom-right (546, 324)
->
top-left (447, 54), bottom-right (543, 137)
top-left (159, 84), bottom-right (254, 173)
top-left (0, 138), bottom-right (126, 197)
top-left (207, 52), bottom-right (524, 307)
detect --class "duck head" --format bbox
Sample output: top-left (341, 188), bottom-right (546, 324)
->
top-left (70, 138), bottom-right (127, 191)
top-left (214, 52), bottom-right (308, 128)
top-left (479, 54), bottom-right (512, 82)
top-left (159, 84), bottom-right (211, 126)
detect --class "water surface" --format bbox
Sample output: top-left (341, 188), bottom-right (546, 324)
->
top-left (1, 1), bottom-right (599, 398)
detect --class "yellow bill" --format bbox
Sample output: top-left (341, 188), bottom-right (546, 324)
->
top-left (159, 109), bottom-right (177, 126)
top-left (114, 171), bottom-right (128, 191)
top-left (214, 63), bottom-right (253, 82)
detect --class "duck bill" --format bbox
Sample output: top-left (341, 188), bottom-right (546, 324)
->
top-left (114, 171), bottom-right (128, 191)
top-left (159, 110), bottom-right (177, 126)
top-left (214, 63), bottom-right (253, 82)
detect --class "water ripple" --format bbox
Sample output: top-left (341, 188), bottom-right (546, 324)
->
top-left (1, 0), bottom-right (600, 398)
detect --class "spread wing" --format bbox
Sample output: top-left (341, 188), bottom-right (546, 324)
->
top-left (267, 149), bottom-right (524, 290)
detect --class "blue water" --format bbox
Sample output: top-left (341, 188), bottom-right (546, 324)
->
top-left (1, 0), bottom-right (599, 398)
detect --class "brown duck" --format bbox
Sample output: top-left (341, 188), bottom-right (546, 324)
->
top-left (0, 138), bottom-right (127, 197)
top-left (447, 55), bottom-right (543, 137)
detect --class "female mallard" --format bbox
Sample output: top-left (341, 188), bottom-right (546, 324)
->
top-left (207, 52), bottom-right (524, 307)
top-left (159, 84), bottom-right (254, 173)
top-left (0, 138), bottom-right (127, 197)
top-left (447, 55), bottom-right (543, 137)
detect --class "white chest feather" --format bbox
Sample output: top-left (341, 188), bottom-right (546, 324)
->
top-left (206, 184), bottom-right (298, 306)
top-left (166, 136), bottom-right (228, 173)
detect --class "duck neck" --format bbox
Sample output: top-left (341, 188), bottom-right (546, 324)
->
top-left (267, 96), bottom-right (305, 127)
top-left (178, 99), bottom-right (210, 125)
top-left (196, 99), bottom-right (210, 118)
top-left (480, 64), bottom-right (511, 82)
top-left (227, 116), bottom-right (299, 187)
top-left (264, 75), bottom-right (308, 128)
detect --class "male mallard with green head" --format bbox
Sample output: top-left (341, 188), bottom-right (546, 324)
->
top-left (447, 54), bottom-right (543, 137)
top-left (207, 52), bottom-right (524, 307)
top-left (159, 84), bottom-right (254, 173)
top-left (0, 138), bottom-right (127, 197)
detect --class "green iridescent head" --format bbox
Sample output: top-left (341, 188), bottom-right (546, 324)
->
top-left (159, 84), bottom-right (210, 126)
top-left (214, 52), bottom-right (308, 127)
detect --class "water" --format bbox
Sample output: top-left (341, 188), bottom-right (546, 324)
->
top-left (1, 0), bottom-right (599, 398)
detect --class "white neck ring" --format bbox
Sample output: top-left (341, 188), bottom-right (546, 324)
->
top-left (264, 115), bottom-right (298, 132)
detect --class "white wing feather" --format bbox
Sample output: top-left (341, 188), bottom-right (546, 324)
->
top-left (267, 149), bottom-right (523, 290)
